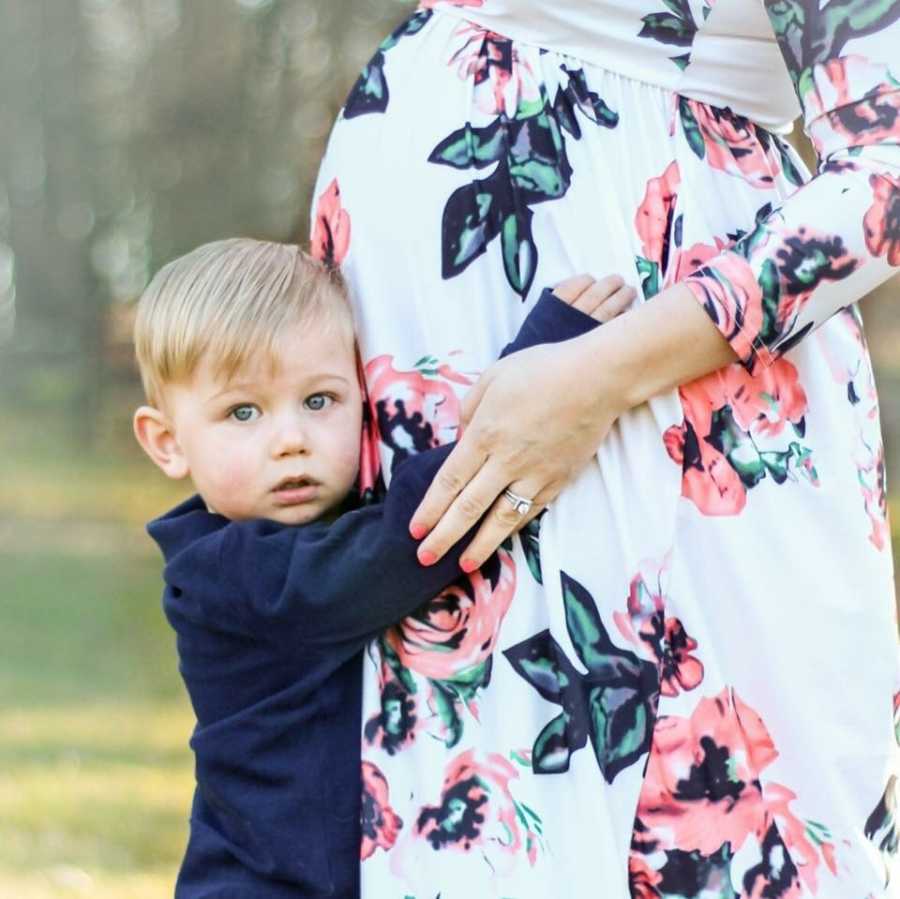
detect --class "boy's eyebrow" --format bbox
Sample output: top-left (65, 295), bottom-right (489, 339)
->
top-left (207, 373), bottom-right (352, 403)
top-left (207, 382), bottom-right (259, 402)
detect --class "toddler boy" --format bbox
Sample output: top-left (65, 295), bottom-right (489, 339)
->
top-left (133, 238), bottom-right (633, 897)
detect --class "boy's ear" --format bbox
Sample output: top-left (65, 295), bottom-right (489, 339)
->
top-left (133, 405), bottom-right (190, 480)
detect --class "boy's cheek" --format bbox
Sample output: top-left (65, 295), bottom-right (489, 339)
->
top-left (199, 452), bottom-right (257, 507)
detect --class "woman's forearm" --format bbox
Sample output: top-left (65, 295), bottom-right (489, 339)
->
top-left (576, 283), bottom-right (738, 413)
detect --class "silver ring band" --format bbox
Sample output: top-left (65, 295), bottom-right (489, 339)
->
top-left (503, 488), bottom-right (534, 516)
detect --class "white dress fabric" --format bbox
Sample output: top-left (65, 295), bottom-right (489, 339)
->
top-left (311, 1), bottom-right (900, 896)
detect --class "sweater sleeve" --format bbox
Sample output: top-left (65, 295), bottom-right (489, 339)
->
top-left (499, 287), bottom-right (601, 357)
top-left (682, 0), bottom-right (900, 371)
top-left (217, 444), bottom-right (472, 649)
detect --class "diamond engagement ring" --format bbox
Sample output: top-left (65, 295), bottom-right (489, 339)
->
top-left (503, 488), bottom-right (534, 516)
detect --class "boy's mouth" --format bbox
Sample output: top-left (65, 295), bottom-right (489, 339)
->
top-left (273, 476), bottom-right (317, 491)
top-left (272, 476), bottom-right (321, 505)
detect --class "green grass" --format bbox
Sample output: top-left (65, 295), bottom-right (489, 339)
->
top-left (0, 543), bottom-right (194, 898)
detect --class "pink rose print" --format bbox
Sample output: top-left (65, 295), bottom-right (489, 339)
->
top-left (386, 549), bottom-right (515, 682)
top-left (632, 688), bottom-right (836, 897)
top-left (356, 351), bottom-right (384, 502)
top-left (804, 56), bottom-right (900, 157)
top-left (852, 427), bottom-right (888, 550)
top-left (817, 309), bottom-right (889, 550)
top-left (634, 159), bottom-right (683, 298)
top-left (365, 353), bottom-right (475, 474)
top-left (628, 854), bottom-right (663, 899)
top-left (310, 178), bottom-right (350, 268)
top-left (415, 750), bottom-right (543, 869)
top-left (686, 219), bottom-right (862, 370)
top-left (768, 223), bottom-right (862, 333)
top-left (361, 761), bottom-right (403, 861)
top-left (665, 373), bottom-right (749, 516)
top-left (613, 557), bottom-right (704, 698)
top-left (367, 550), bottom-right (515, 751)
top-left (679, 98), bottom-right (791, 189)
top-left (385, 550), bottom-right (515, 747)
top-left (720, 356), bottom-right (808, 440)
top-left (636, 160), bottom-right (681, 269)
top-left (446, 22), bottom-right (539, 118)
top-left (666, 352), bottom-right (817, 516)
top-left (364, 642), bottom-right (421, 756)
top-left (666, 236), bottom-right (730, 288)
top-left (864, 172), bottom-right (900, 266)
top-left (684, 250), bottom-right (765, 365)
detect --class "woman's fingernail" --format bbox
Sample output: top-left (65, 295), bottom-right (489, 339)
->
top-left (460, 558), bottom-right (478, 573)
top-left (410, 523), bottom-right (428, 540)
top-left (418, 549), bottom-right (437, 566)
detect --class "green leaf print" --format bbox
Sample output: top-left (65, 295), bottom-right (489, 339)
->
top-left (515, 652), bottom-right (568, 702)
top-left (432, 83), bottom-right (574, 298)
top-left (345, 10), bottom-right (433, 119)
top-left (431, 681), bottom-right (464, 749)
top-left (442, 182), bottom-right (500, 277)
top-left (679, 96), bottom-right (707, 159)
top-left (430, 121), bottom-right (506, 171)
top-left (504, 573), bottom-right (659, 783)
top-left (588, 685), bottom-right (652, 775)
top-left (638, 0), bottom-right (707, 68)
top-left (533, 714), bottom-right (573, 774)
top-left (756, 258), bottom-right (784, 348)
top-left (636, 256), bottom-right (661, 299)
top-left (640, 12), bottom-right (697, 47)
top-left (554, 66), bottom-right (620, 139)
top-left (509, 157), bottom-right (568, 198)
top-left (431, 63), bottom-right (620, 299)
top-left (774, 137), bottom-right (806, 187)
top-left (561, 576), bottom-right (605, 662)
top-left (764, 0), bottom-right (900, 94)
top-left (519, 513), bottom-right (544, 584)
top-left (501, 211), bottom-right (537, 297)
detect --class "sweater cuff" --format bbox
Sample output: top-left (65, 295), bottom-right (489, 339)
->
top-left (500, 287), bottom-right (600, 358)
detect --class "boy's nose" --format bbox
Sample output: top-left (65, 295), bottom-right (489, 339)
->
top-left (271, 418), bottom-right (308, 457)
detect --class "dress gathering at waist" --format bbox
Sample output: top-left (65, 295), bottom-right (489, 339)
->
top-left (428, 0), bottom-right (801, 131)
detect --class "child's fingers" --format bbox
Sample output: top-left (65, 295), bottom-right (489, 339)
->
top-left (552, 274), bottom-right (596, 303)
top-left (570, 274), bottom-right (626, 314)
top-left (588, 284), bottom-right (637, 323)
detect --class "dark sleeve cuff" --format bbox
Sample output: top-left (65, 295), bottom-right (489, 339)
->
top-left (500, 287), bottom-right (601, 358)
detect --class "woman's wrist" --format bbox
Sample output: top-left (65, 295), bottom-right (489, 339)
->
top-left (577, 282), bottom-right (738, 410)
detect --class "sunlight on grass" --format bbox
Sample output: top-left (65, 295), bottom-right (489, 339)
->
top-left (0, 702), bottom-right (194, 896)
top-left (0, 869), bottom-right (179, 899)
top-left (1, 548), bottom-right (195, 898)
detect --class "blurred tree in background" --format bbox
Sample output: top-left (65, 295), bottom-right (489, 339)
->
top-left (0, 0), bottom-right (417, 453)
top-left (0, 2), bottom-right (896, 896)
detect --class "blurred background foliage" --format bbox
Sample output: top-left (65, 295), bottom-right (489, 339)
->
top-left (0, 1), bottom-right (897, 896)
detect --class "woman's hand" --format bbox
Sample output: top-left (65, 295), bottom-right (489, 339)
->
top-left (410, 274), bottom-right (635, 571)
top-left (409, 277), bottom-right (738, 570)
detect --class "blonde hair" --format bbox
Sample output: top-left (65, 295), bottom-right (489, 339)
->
top-left (134, 238), bottom-right (353, 406)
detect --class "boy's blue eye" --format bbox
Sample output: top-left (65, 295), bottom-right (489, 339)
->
top-left (305, 393), bottom-right (332, 411)
top-left (230, 404), bottom-right (260, 422)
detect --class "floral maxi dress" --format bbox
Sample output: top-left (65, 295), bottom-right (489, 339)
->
top-left (311, 1), bottom-right (900, 896)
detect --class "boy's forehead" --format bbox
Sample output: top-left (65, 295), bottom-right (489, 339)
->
top-left (206, 321), bottom-right (357, 392)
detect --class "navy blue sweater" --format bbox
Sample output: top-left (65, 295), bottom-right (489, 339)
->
top-left (147, 289), bottom-right (600, 898)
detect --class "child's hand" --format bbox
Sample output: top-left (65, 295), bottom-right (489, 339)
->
top-left (552, 274), bottom-right (637, 323)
